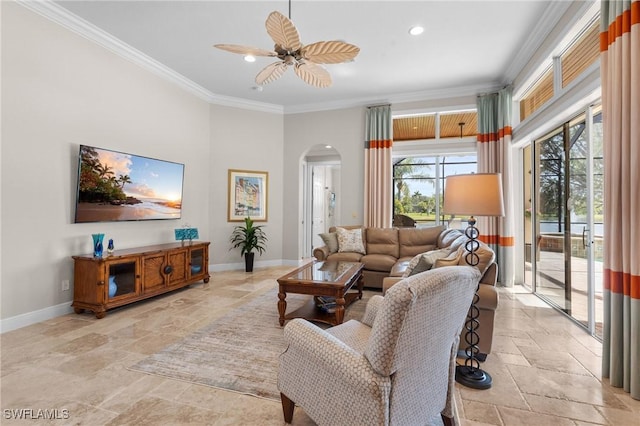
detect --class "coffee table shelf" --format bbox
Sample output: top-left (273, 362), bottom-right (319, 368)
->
top-left (276, 261), bottom-right (364, 326)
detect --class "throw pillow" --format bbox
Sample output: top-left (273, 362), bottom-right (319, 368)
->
top-left (403, 248), bottom-right (451, 277)
top-left (336, 227), bottom-right (366, 254)
top-left (433, 248), bottom-right (463, 269)
top-left (319, 232), bottom-right (339, 254)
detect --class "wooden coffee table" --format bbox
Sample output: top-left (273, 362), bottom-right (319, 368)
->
top-left (277, 261), bottom-right (365, 326)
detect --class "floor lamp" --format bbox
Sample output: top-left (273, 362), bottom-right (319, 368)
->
top-left (443, 173), bottom-right (505, 390)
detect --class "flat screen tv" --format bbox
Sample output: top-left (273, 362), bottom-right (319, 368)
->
top-left (74, 145), bottom-right (184, 223)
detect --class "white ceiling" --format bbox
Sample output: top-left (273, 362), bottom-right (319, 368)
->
top-left (50, 1), bottom-right (569, 113)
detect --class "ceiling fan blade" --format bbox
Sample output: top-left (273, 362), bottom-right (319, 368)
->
top-left (255, 61), bottom-right (289, 85)
top-left (265, 11), bottom-right (301, 52)
top-left (214, 44), bottom-right (277, 57)
top-left (301, 41), bottom-right (360, 64)
top-left (294, 62), bottom-right (332, 88)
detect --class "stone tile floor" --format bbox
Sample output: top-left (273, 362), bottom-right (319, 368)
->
top-left (1, 266), bottom-right (638, 425)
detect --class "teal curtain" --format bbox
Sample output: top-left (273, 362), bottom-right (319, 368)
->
top-left (476, 87), bottom-right (514, 286)
top-left (600, 0), bottom-right (640, 400)
top-left (364, 105), bottom-right (393, 228)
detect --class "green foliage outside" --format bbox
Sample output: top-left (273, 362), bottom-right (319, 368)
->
top-left (78, 146), bottom-right (132, 203)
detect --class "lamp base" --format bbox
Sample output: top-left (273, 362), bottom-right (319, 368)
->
top-left (455, 365), bottom-right (492, 390)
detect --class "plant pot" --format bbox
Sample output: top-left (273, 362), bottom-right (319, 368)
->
top-left (244, 252), bottom-right (255, 272)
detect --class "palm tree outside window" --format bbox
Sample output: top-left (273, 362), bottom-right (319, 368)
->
top-left (392, 155), bottom-right (477, 227)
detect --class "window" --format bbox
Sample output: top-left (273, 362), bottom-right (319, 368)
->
top-left (393, 114), bottom-right (436, 141)
top-left (561, 19), bottom-right (600, 88)
top-left (393, 155), bottom-right (477, 227)
top-left (518, 16), bottom-right (600, 122)
top-left (393, 111), bottom-right (477, 142)
top-left (520, 67), bottom-right (553, 121)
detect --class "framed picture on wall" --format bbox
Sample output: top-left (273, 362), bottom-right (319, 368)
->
top-left (227, 169), bottom-right (269, 222)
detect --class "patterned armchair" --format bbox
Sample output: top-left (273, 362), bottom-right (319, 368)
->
top-left (277, 266), bottom-right (481, 425)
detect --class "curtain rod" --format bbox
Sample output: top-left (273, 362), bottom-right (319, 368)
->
top-left (366, 103), bottom-right (391, 109)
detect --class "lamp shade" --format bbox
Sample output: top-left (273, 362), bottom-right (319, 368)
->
top-left (443, 173), bottom-right (505, 217)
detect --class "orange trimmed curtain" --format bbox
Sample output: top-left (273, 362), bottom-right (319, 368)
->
top-left (476, 87), bottom-right (515, 287)
top-left (364, 105), bottom-right (393, 228)
top-left (600, 0), bottom-right (640, 400)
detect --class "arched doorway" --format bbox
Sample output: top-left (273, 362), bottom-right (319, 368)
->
top-left (301, 145), bottom-right (341, 258)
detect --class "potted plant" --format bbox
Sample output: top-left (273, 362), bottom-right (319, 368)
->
top-left (230, 217), bottom-right (267, 272)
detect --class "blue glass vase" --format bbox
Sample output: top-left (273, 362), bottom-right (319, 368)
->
top-left (108, 276), bottom-right (117, 298)
top-left (92, 233), bottom-right (104, 258)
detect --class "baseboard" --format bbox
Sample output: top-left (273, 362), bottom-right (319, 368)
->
top-left (209, 258), bottom-right (305, 272)
top-left (0, 302), bottom-right (74, 334)
top-left (2, 260), bottom-right (308, 333)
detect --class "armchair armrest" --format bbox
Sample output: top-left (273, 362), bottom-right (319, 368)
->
top-left (313, 246), bottom-right (329, 261)
top-left (281, 319), bottom-right (387, 387)
top-left (279, 319), bottom-right (392, 425)
top-left (362, 295), bottom-right (384, 327)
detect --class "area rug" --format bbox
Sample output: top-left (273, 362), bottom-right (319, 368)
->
top-left (129, 285), bottom-right (372, 401)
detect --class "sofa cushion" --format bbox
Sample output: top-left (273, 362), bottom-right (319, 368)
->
top-left (398, 225), bottom-right (446, 257)
top-left (326, 252), bottom-right (364, 263)
top-left (360, 254), bottom-right (397, 272)
top-left (365, 228), bottom-right (399, 258)
top-left (433, 250), bottom-right (463, 268)
top-left (403, 248), bottom-right (451, 277)
top-left (336, 227), bottom-right (366, 254)
top-left (390, 259), bottom-right (411, 277)
top-left (319, 232), bottom-right (339, 254)
top-left (456, 241), bottom-right (495, 276)
top-left (434, 240), bottom-right (495, 276)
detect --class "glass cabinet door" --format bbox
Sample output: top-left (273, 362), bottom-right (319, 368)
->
top-left (107, 260), bottom-right (138, 300)
top-left (190, 247), bottom-right (204, 277)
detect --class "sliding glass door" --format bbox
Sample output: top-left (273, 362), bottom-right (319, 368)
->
top-left (524, 106), bottom-right (603, 338)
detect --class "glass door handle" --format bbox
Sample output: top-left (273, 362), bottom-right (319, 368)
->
top-left (582, 226), bottom-right (590, 248)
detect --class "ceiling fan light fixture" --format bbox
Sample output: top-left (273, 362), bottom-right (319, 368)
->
top-left (409, 26), bottom-right (424, 36)
top-left (214, 2), bottom-right (359, 88)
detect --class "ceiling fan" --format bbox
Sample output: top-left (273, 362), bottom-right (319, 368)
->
top-left (214, 2), bottom-right (359, 88)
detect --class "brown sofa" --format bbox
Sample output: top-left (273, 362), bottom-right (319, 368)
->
top-left (313, 225), bottom-right (499, 356)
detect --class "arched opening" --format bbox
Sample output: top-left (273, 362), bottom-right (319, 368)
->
top-left (301, 145), bottom-right (341, 259)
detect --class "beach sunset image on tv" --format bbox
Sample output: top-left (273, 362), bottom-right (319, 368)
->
top-left (74, 145), bottom-right (184, 223)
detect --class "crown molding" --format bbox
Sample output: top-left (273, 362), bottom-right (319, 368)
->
top-left (17, 0), bottom-right (284, 114)
top-left (16, 0), bottom-right (538, 116)
top-left (503, 0), bottom-right (574, 84)
top-left (283, 82), bottom-right (504, 115)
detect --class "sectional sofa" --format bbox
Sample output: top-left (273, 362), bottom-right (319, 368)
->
top-left (313, 225), bottom-right (499, 356)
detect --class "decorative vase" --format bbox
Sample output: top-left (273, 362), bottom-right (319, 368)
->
top-left (108, 275), bottom-right (117, 298)
top-left (92, 233), bottom-right (105, 258)
top-left (244, 252), bottom-right (255, 272)
top-left (107, 239), bottom-right (114, 255)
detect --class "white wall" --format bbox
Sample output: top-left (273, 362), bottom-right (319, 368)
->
top-left (282, 107), bottom-right (365, 261)
top-left (209, 105), bottom-right (284, 269)
top-left (1, 3), bottom-right (211, 325)
top-left (280, 95), bottom-right (478, 261)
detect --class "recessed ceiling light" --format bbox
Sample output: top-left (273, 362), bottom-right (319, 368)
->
top-left (409, 26), bottom-right (424, 36)
top-left (325, 145), bottom-right (333, 149)
top-left (244, 55), bottom-right (256, 63)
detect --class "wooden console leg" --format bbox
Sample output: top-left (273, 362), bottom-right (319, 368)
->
top-left (442, 414), bottom-right (454, 426)
top-left (280, 393), bottom-right (295, 423)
